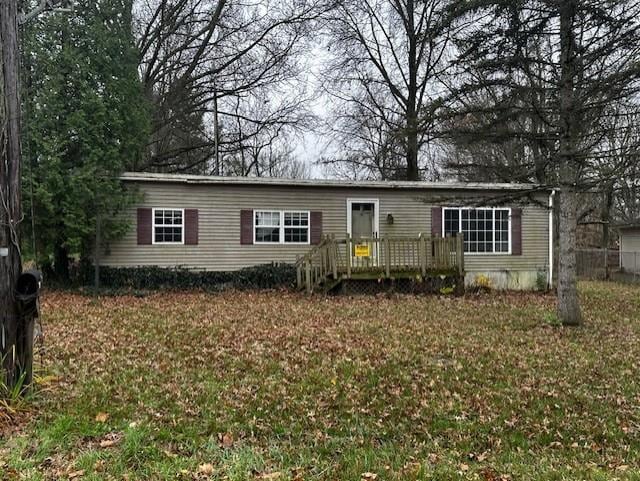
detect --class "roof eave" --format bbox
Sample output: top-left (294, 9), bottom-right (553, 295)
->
top-left (119, 171), bottom-right (548, 192)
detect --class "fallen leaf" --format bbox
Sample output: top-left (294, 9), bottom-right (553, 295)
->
top-left (68, 470), bottom-right (85, 479)
top-left (218, 432), bottom-right (234, 448)
top-left (99, 439), bottom-right (119, 448)
top-left (258, 472), bottom-right (282, 480)
top-left (99, 432), bottom-right (122, 448)
top-left (95, 412), bottom-right (109, 423)
top-left (198, 463), bottom-right (215, 475)
top-left (361, 473), bottom-right (377, 481)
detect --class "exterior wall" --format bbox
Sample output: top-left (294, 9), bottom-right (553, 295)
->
top-left (620, 228), bottom-right (640, 273)
top-left (101, 181), bottom-right (551, 289)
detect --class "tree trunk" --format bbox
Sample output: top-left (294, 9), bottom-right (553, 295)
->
top-left (54, 243), bottom-right (70, 283)
top-left (556, 0), bottom-right (582, 326)
top-left (405, 0), bottom-right (419, 182)
top-left (557, 189), bottom-right (582, 325)
top-left (405, 112), bottom-right (419, 181)
top-left (0, 0), bottom-right (24, 386)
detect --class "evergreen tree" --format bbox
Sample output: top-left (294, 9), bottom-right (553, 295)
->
top-left (22, 0), bottom-right (149, 280)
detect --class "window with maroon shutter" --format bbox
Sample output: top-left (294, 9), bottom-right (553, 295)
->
top-left (442, 207), bottom-right (514, 254)
top-left (244, 210), bottom-right (319, 245)
top-left (184, 209), bottom-right (199, 245)
top-left (152, 209), bottom-right (184, 244)
top-left (137, 208), bottom-right (152, 245)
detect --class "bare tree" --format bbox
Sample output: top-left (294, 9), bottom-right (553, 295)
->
top-left (322, 0), bottom-right (457, 180)
top-left (134, 0), bottom-right (323, 175)
top-left (450, 0), bottom-right (640, 325)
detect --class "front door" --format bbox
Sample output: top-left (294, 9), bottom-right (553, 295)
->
top-left (352, 202), bottom-right (374, 239)
top-left (347, 199), bottom-right (379, 266)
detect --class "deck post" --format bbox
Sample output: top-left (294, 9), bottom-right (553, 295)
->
top-left (433, 237), bottom-right (439, 270)
top-left (420, 236), bottom-right (427, 276)
top-left (296, 256), bottom-right (302, 289)
top-left (305, 259), bottom-right (312, 294)
top-left (457, 234), bottom-right (464, 275)
top-left (346, 233), bottom-right (352, 278)
top-left (384, 236), bottom-right (391, 277)
top-left (331, 234), bottom-right (338, 279)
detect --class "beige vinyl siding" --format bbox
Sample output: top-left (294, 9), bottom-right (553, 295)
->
top-left (101, 181), bottom-right (550, 273)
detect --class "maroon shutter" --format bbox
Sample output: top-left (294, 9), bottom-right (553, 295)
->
top-left (240, 209), bottom-right (254, 245)
top-left (511, 208), bottom-right (522, 255)
top-left (137, 208), bottom-right (152, 245)
top-left (310, 211), bottom-right (323, 244)
top-left (184, 209), bottom-right (199, 245)
top-left (431, 207), bottom-right (442, 237)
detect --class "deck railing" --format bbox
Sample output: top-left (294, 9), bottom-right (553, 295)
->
top-left (296, 234), bottom-right (464, 293)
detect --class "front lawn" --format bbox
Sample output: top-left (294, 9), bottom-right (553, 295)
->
top-left (1, 282), bottom-right (640, 480)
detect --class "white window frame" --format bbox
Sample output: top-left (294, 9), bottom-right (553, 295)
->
top-left (442, 207), bottom-right (512, 255)
top-left (253, 210), bottom-right (311, 245)
top-left (152, 208), bottom-right (185, 245)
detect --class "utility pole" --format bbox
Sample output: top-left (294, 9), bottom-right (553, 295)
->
top-left (1, 0), bottom-right (25, 387)
top-left (1, 0), bottom-right (71, 388)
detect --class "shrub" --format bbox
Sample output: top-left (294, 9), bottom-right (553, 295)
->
top-left (536, 269), bottom-right (549, 292)
top-left (473, 274), bottom-right (493, 291)
top-left (77, 263), bottom-right (297, 291)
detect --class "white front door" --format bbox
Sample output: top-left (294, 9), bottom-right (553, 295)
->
top-left (347, 199), bottom-right (379, 266)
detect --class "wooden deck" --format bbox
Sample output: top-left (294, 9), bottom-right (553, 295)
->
top-left (296, 234), bottom-right (465, 293)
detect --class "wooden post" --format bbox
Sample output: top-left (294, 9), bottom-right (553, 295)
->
top-left (420, 236), bottom-right (427, 276)
top-left (1, 0), bottom-right (25, 390)
top-left (456, 234), bottom-right (464, 275)
top-left (305, 259), bottom-right (312, 294)
top-left (331, 234), bottom-right (338, 279)
top-left (385, 237), bottom-right (391, 277)
top-left (346, 233), bottom-right (352, 278)
top-left (296, 256), bottom-right (302, 289)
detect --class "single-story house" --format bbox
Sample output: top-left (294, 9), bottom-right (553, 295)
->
top-left (617, 222), bottom-right (640, 273)
top-left (100, 172), bottom-right (555, 290)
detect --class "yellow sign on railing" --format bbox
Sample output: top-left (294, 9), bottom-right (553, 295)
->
top-left (354, 243), bottom-right (371, 257)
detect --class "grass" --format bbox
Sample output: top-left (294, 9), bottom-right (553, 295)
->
top-left (1, 281), bottom-right (640, 480)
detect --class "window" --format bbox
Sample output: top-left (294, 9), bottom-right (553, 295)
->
top-left (255, 211), bottom-right (281, 243)
top-left (284, 212), bottom-right (309, 243)
top-left (153, 209), bottom-right (184, 244)
top-left (443, 207), bottom-right (511, 254)
top-left (255, 210), bottom-right (309, 244)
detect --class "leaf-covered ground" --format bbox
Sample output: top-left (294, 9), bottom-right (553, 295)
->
top-left (1, 282), bottom-right (640, 480)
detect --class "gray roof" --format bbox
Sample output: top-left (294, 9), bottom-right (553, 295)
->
top-left (121, 172), bottom-right (548, 192)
